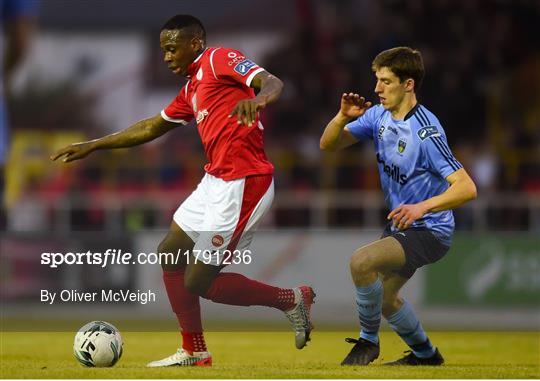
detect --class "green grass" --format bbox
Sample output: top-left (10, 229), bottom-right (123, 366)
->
top-left (1, 331), bottom-right (539, 378)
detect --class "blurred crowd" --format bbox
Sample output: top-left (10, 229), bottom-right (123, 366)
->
top-left (261, 0), bottom-right (539, 193)
top-left (3, 0), bottom-right (539, 231)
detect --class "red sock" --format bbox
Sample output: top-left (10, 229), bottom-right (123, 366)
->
top-left (203, 272), bottom-right (296, 311)
top-left (181, 332), bottom-right (207, 353)
top-left (163, 269), bottom-right (207, 353)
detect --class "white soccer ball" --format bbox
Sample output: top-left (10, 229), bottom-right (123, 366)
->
top-left (73, 321), bottom-right (123, 367)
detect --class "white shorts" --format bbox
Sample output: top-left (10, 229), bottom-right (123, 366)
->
top-left (173, 173), bottom-right (274, 266)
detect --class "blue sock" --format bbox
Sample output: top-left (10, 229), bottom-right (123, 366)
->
top-left (355, 278), bottom-right (383, 345)
top-left (386, 299), bottom-right (435, 358)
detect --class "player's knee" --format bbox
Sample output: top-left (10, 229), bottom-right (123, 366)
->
top-left (350, 248), bottom-right (375, 277)
top-left (183, 274), bottom-right (208, 296)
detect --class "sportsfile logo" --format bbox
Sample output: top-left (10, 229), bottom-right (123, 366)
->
top-left (40, 248), bottom-right (253, 268)
top-left (376, 153), bottom-right (408, 185)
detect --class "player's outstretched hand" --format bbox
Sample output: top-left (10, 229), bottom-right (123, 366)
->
top-left (339, 93), bottom-right (372, 119)
top-left (228, 98), bottom-right (265, 127)
top-left (387, 203), bottom-right (428, 230)
top-left (50, 142), bottom-right (95, 163)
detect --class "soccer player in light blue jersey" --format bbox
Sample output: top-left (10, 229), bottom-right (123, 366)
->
top-left (320, 47), bottom-right (477, 366)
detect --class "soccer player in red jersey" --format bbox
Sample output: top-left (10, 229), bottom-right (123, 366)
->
top-left (51, 15), bottom-right (315, 367)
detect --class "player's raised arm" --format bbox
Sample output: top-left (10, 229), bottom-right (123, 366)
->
top-left (229, 70), bottom-right (283, 127)
top-left (320, 93), bottom-right (372, 151)
top-left (50, 114), bottom-right (178, 163)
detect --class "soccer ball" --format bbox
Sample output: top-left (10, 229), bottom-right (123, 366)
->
top-left (73, 321), bottom-right (123, 367)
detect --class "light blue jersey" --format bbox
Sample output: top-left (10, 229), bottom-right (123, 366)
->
top-left (346, 104), bottom-right (462, 246)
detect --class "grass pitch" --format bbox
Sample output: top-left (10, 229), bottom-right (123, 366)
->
top-left (1, 331), bottom-right (538, 378)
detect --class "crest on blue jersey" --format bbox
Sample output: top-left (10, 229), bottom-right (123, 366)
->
top-left (398, 138), bottom-right (407, 154)
top-left (417, 125), bottom-right (440, 140)
top-left (378, 125), bottom-right (385, 140)
top-left (234, 59), bottom-right (256, 75)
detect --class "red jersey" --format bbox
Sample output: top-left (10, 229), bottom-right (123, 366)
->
top-left (161, 47), bottom-right (274, 180)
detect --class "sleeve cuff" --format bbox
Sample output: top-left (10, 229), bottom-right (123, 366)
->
top-left (246, 67), bottom-right (265, 87)
top-left (161, 110), bottom-right (188, 125)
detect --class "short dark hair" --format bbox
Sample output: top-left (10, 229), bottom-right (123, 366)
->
top-left (161, 14), bottom-right (206, 42)
top-left (372, 47), bottom-right (424, 92)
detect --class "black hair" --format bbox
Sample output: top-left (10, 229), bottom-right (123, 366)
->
top-left (161, 14), bottom-right (206, 42)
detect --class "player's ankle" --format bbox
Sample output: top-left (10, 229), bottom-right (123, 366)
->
top-left (182, 348), bottom-right (194, 355)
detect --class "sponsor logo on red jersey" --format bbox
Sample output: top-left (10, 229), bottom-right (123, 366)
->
top-left (234, 59), bottom-right (256, 75)
top-left (161, 47), bottom-right (274, 180)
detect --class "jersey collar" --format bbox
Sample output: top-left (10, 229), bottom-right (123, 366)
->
top-left (186, 48), bottom-right (209, 78)
top-left (404, 103), bottom-right (420, 121)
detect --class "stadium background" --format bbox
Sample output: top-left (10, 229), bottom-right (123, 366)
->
top-left (1, 0), bottom-right (539, 334)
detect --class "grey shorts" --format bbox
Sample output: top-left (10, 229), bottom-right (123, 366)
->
top-left (381, 225), bottom-right (450, 279)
